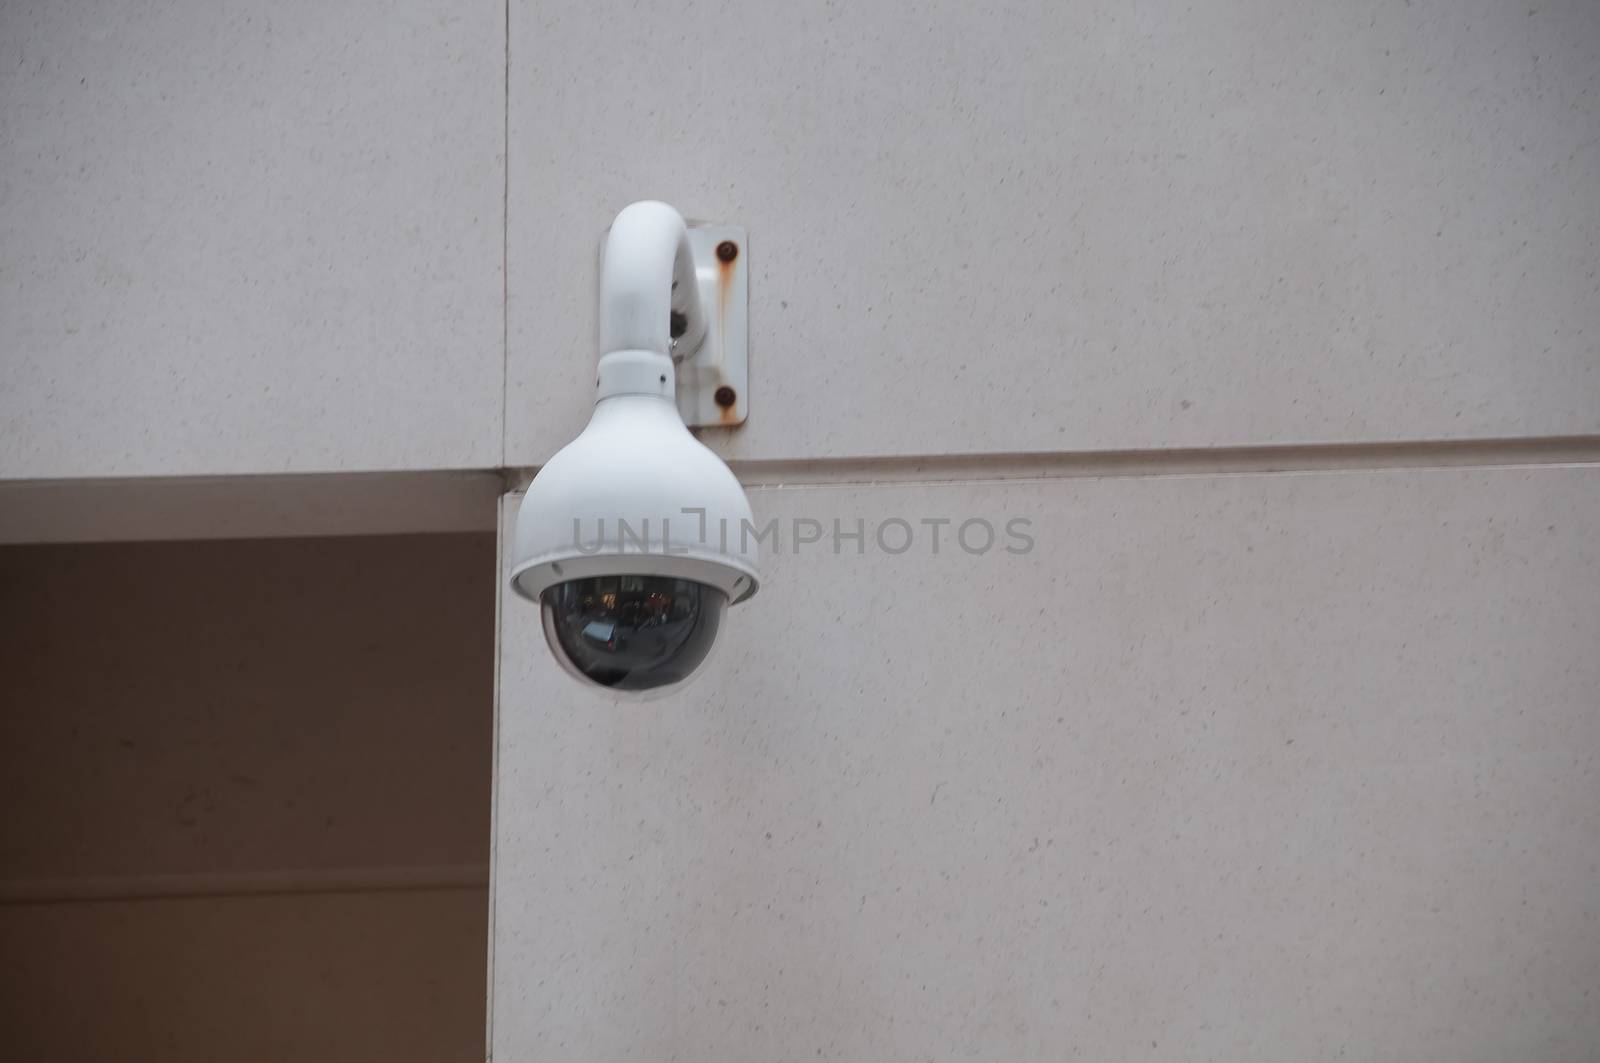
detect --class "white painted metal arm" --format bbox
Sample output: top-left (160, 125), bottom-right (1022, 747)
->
top-left (598, 201), bottom-right (706, 361)
top-left (591, 200), bottom-right (747, 423)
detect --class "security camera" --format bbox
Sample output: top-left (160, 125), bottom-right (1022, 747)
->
top-left (509, 202), bottom-right (759, 692)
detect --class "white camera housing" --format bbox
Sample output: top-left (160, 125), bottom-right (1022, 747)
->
top-left (509, 394), bottom-right (759, 604)
top-left (509, 202), bottom-right (759, 692)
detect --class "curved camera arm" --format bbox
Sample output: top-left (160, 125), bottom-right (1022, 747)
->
top-left (595, 201), bottom-right (707, 401)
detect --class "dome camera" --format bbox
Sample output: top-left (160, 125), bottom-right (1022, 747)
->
top-left (509, 201), bottom-right (759, 692)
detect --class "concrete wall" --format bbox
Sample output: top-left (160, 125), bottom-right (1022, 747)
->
top-left (496, 467), bottom-right (1600, 1059)
top-left (490, 1), bottom-right (1600, 1060)
top-left (0, 0), bottom-right (504, 478)
top-left (0, 534), bottom-right (495, 1062)
top-left (8, 0), bottom-right (1594, 484)
top-left (3, 0), bottom-right (1598, 1059)
top-left (504, 0), bottom-right (1600, 464)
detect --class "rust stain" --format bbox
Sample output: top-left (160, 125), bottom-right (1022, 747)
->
top-left (715, 239), bottom-right (740, 425)
top-left (716, 241), bottom-right (737, 331)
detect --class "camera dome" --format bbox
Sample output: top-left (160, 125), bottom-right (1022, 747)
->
top-left (541, 575), bottom-right (726, 691)
top-left (508, 202), bottom-right (759, 694)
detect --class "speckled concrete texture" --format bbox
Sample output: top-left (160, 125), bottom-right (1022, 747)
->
top-left (506, 0), bottom-right (1600, 464)
top-left (0, 0), bottom-right (504, 478)
top-left (493, 467), bottom-right (1600, 1060)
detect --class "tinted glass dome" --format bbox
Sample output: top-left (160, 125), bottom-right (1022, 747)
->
top-left (540, 576), bottom-right (725, 691)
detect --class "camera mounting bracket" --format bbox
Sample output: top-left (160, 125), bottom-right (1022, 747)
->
top-left (675, 222), bottom-right (748, 429)
top-left (596, 203), bottom-right (748, 429)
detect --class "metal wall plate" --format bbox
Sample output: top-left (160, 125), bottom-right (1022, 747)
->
top-left (677, 223), bottom-right (748, 428)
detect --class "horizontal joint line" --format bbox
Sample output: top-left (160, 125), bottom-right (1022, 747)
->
top-left (0, 865), bottom-right (491, 905)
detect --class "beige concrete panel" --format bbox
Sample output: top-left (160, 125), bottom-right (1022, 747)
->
top-left (0, 0), bottom-right (505, 478)
top-left (506, 0), bottom-right (1600, 464)
top-left (492, 466), bottom-right (1600, 1059)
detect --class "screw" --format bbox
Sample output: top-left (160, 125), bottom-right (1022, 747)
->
top-left (716, 240), bottom-right (738, 263)
top-left (714, 386), bottom-right (737, 408)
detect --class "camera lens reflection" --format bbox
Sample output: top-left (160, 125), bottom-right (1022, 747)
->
top-left (541, 575), bottom-right (725, 691)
